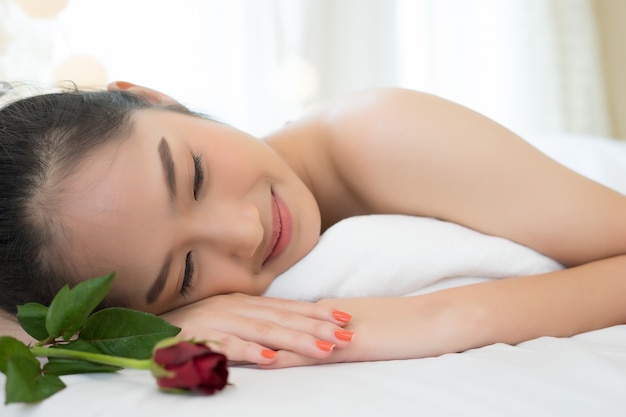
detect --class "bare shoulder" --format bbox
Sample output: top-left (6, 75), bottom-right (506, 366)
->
top-left (265, 88), bottom-right (467, 225)
top-left (270, 87), bottom-right (626, 265)
top-left (313, 87), bottom-right (532, 216)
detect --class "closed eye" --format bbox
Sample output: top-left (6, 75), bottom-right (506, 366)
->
top-left (192, 153), bottom-right (204, 200)
top-left (181, 251), bottom-right (195, 297)
top-left (182, 152), bottom-right (203, 298)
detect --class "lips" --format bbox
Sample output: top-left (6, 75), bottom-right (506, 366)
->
top-left (263, 191), bottom-right (292, 265)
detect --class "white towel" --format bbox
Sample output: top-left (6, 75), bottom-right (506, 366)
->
top-left (264, 215), bottom-right (563, 301)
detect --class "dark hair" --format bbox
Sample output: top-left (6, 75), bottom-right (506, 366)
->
top-left (0, 88), bottom-right (192, 314)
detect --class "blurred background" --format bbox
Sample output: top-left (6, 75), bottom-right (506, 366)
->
top-left (0, 0), bottom-right (624, 139)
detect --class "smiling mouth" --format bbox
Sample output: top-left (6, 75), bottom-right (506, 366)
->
top-left (263, 190), bottom-right (291, 265)
top-left (263, 196), bottom-right (282, 264)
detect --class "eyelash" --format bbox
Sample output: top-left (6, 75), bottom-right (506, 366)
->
top-left (193, 153), bottom-right (204, 200)
top-left (182, 153), bottom-right (203, 297)
top-left (181, 252), bottom-right (194, 297)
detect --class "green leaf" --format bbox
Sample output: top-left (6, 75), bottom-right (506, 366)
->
top-left (16, 302), bottom-right (50, 341)
top-left (45, 285), bottom-right (70, 338)
top-left (0, 336), bottom-right (32, 373)
top-left (0, 336), bottom-right (65, 404)
top-left (5, 356), bottom-right (65, 404)
top-left (43, 358), bottom-right (121, 376)
top-left (46, 273), bottom-right (115, 340)
top-left (79, 308), bottom-right (180, 359)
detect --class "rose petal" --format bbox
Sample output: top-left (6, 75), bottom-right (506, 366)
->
top-left (152, 342), bottom-right (229, 394)
top-left (154, 342), bottom-right (210, 366)
top-left (157, 361), bottom-right (202, 390)
top-left (195, 354), bottom-right (228, 393)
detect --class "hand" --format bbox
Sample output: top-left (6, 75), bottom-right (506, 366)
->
top-left (262, 295), bottom-right (459, 368)
top-left (159, 293), bottom-right (354, 366)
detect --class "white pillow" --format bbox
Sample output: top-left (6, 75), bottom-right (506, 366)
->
top-left (264, 215), bottom-right (561, 301)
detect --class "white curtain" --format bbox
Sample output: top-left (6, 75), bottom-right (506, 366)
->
top-left (0, 0), bottom-right (609, 138)
top-left (394, 0), bottom-right (609, 138)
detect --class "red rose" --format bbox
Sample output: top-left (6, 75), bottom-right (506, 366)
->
top-left (151, 340), bottom-right (229, 394)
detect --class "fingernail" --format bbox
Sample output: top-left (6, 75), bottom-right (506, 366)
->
top-left (335, 329), bottom-right (354, 342)
top-left (261, 349), bottom-right (277, 359)
top-left (332, 310), bottom-right (352, 323)
top-left (316, 340), bottom-right (335, 352)
top-left (110, 81), bottom-right (132, 90)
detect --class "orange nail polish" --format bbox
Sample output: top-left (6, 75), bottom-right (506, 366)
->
top-left (261, 349), bottom-right (277, 359)
top-left (316, 340), bottom-right (335, 352)
top-left (332, 310), bottom-right (352, 323)
top-left (335, 329), bottom-right (354, 342)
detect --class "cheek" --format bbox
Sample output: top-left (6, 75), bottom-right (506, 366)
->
top-left (64, 220), bottom-right (169, 310)
top-left (295, 187), bottom-right (322, 254)
top-left (194, 260), bottom-right (258, 298)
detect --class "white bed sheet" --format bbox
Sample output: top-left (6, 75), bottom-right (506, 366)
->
top-left (4, 326), bottom-right (626, 417)
top-left (3, 133), bottom-right (626, 416)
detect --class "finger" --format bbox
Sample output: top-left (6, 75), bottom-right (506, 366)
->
top-left (174, 300), bottom-right (348, 360)
top-left (228, 302), bottom-right (355, 351)
top-left (244, 317), bottom-right (344, 359)
top-left (232, 293), bottom-right (353, 326)
top-left (259, 349), bottom-right (345, 369)
top-left (195, 330), bottom-right (280, 366)
top-left (106, 81), bottom-right (179, 105)
top-left (164, 294), bottom-right (354, 360)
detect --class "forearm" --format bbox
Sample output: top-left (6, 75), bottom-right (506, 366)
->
top-left (434, 254), bottom-right (626, 352)
top-left (281, 255), bottom-right (626, 367)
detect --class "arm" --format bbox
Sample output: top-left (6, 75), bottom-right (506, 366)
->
top-left (158, 88), bottom-right (626, 368)
top-left (261, 88), bottom-right (626, 367)
top-left (268, 87), bottom-right (626, 262)
top-left (311, 88), bottom-right (626, 266)
top-left (267, 257), bottom-right (626, 367)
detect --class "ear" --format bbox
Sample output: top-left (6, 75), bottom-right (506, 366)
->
top-left (107, 81), bottom-right (179, 106)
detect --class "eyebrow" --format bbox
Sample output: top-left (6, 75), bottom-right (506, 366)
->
top-left (146, 253), bottom-right (172, 304)
top-left (146, 137), bottom-right (176, 305)
top-left (158, 137), bottom-right (176, 203)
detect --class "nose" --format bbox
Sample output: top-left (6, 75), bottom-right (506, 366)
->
top-left (188, 202), bottom-right (264, 260)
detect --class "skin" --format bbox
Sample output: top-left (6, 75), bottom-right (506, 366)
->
top-left (5, 82), bottom-right (626, 367)
top-left (60, 108), bottom-right (322, 313)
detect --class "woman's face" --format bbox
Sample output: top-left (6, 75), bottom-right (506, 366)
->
top-left (59, 109), bottom-right (321, 314)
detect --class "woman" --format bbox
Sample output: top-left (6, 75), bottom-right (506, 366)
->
top-left (1, 81), bottom-right (626, 368)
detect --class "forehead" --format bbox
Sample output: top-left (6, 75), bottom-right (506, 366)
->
top-left (62, 108), bottom-right (199, 207)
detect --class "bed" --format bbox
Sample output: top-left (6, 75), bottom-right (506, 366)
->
top-left (3, 133), bottom-right (626, 416)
